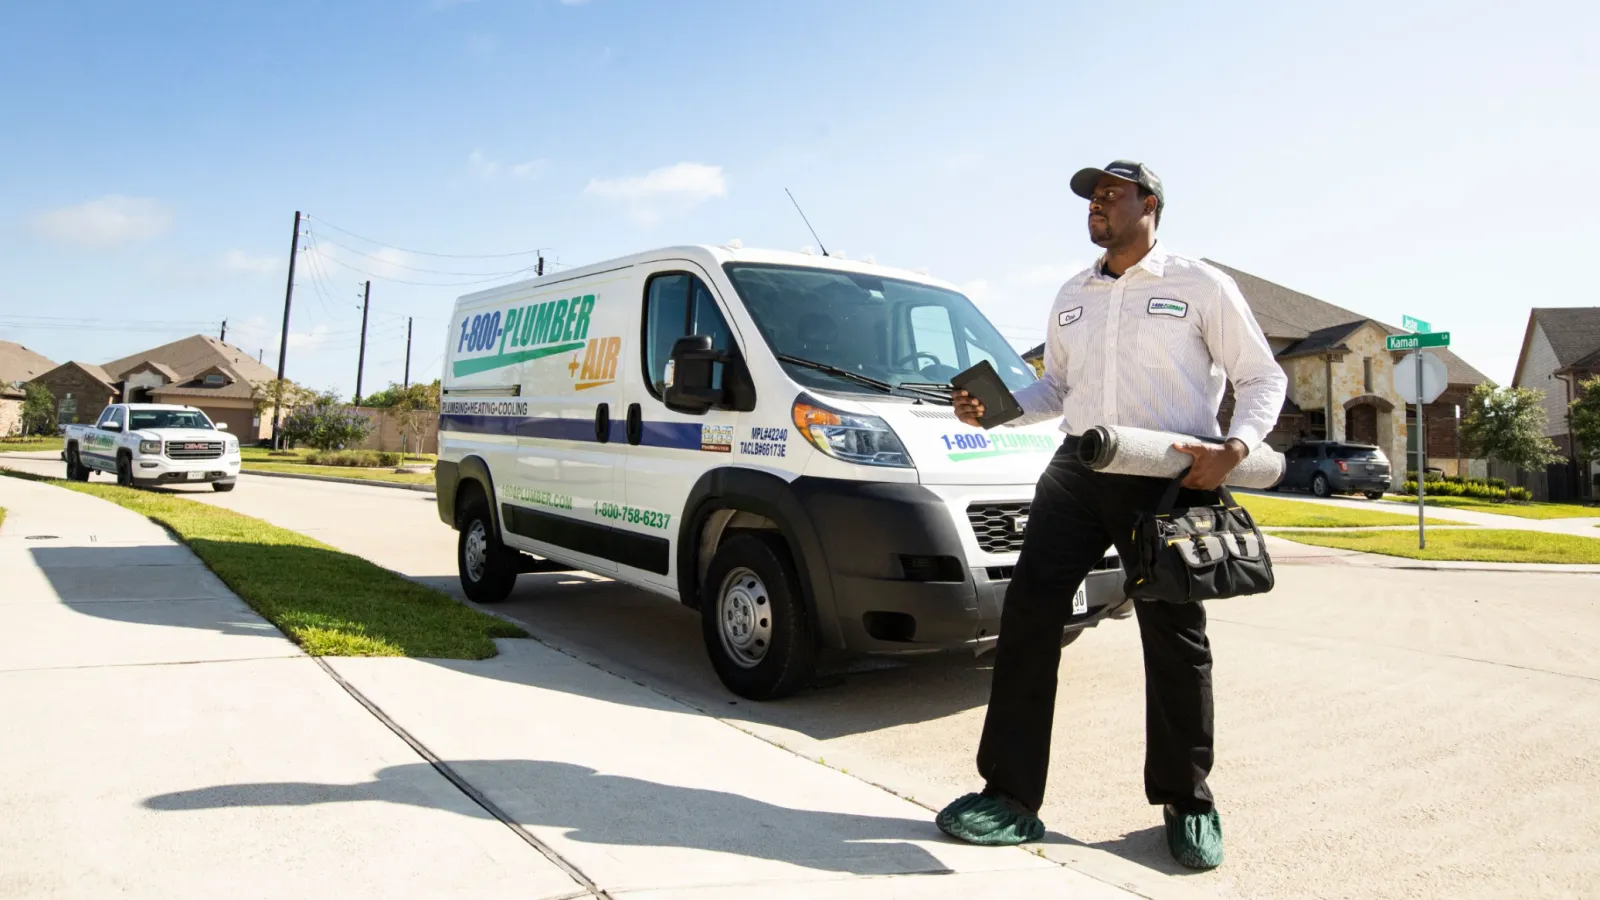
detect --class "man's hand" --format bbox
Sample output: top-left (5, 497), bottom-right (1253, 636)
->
top-left (1173, 438), bottom-right (1249, 490)
top-left (951, 389), bottom-right (986, 428)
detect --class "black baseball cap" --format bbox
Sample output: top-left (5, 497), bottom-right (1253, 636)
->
top-left (1070, 160), bottom-right (1164, 207)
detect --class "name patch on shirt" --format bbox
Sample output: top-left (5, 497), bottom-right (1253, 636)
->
top-left (1058, 306), bottom-right (1083, 326)
top-left (1147, 298), bottom-right (1188, 318)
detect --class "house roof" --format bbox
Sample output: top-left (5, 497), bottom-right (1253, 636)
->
top-left (122, 359), bottom-right (183, 382)
top-left (104, 335), bottom-right (276, 386)
top-left (1274, 320), bottom-right (1371, 361)
top-left (0, 340), bottom-right (58, 385)
top-left (1204, 260), bottom-right (1491, 387)
top-left (149, 363), bottom-right (259, 400)
top-left (35, 360), bottom-right (118, 390)
top-left (1529, 308), bottom-right (1600, 368)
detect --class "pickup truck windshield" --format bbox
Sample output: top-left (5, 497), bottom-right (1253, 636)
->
top-left (127, 410), bottom-right (214, 430)
top-left (723, 263), bottom-right (1037, 398)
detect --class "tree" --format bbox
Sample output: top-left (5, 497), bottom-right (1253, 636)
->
top-left (360, 378), bottom-right (440, 410)
top-left (1459, 383), bottom-right (1562, 483)
top-left (1569, 376), bottom-right (1600, 468)
top-left (389, 381), bottom-right (439, 461)
top-left (278, 391), bottom-right (373, 451)
top-left (20, 383), bottom-right (55, 436)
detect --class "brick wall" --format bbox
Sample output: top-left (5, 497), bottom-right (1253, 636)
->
top-left (31, 369), bottom-right (117, 430)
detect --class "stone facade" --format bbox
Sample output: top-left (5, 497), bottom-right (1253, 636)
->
top-left (0, 396), bottom-right (21, 437)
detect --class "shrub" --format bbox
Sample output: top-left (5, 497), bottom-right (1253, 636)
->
top-left (304, 450), bottom-right (401, 468)
top-left (1487, 477), bottom-right (1509, 490)
top-left (280, 393), bottom-right (373, 451)
top-left (1506, 486), bottom-right (1533, 502)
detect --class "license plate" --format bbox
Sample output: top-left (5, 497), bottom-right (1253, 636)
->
top-left (1072, 583), bottom-right (1088, 616)
top-left (186, 471), bottom-right (204, 480)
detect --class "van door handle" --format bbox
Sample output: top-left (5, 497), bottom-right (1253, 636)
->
top-left (594, 403), bottom-right (610, 443)
top-left (627, 403), bottom-right (642, 446)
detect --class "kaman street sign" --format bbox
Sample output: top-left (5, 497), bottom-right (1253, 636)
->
top-left (1402, 314), bottom-right (1432, 333)
top-left (1386, 331), bottom-right (1450, 351)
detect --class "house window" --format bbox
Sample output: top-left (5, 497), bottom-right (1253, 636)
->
top-left (1363, 357), bottom-right (1373, 393)
top-left (204, 374), bottom-right (225, 386)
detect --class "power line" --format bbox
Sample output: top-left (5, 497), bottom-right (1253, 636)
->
top-left (308, 228), bottom-right (548, 278)
top-left (313, 249), bottom-right (543, 287)
top-left (306, 214), bottom-right (547, 260)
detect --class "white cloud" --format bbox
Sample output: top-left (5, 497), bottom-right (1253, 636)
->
top-left (33, 195), bottom-right (172, 250)
top-left (287, 324), bottom-right (333, 351)
top-left (468, 151), bottom-right (547, 181)
top-left (221, 250), bottom-right (279, 276)
top-left (585, 162), bottom-right (727, 226)
top-left (299, 239), bottom-right (412, 284)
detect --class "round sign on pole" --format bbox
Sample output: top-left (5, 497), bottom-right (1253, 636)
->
top-left (1396, 351), bottom-right (1448, 404)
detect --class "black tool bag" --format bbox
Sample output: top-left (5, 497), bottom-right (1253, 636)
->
top-left (1124, 474), bottom-right (1274, 603)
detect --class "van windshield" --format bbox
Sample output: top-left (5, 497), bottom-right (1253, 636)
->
top-left (722, 263), bottom-right (1037, 399)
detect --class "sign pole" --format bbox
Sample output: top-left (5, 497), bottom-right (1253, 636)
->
top-left (1416, 352), bottom-right (1426, 549)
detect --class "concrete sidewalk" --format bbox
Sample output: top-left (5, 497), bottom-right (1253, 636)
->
top-left (0, 476), bottom-right (1185, 899)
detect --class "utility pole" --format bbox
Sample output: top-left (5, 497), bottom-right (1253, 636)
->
top-left (354, 280), bottom-right (371, 405)
top-left (403, 316), bottom-right (413, 388)
top-left (272, 211), bottom-right (301, 449)
top-left (219, 319), bottom-right (227, 343)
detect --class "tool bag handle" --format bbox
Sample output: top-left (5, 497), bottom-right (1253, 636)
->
top-left (1155, 468), bottom-right (1239, 517)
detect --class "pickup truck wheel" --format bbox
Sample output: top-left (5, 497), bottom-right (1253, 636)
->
top-left (457, 491), bottom-right (516, 603)
top-left (701, 533), bottom-right (816, 701)
top-left (65, 447), bottom-right (89, 482)
top-left (115, 453), bottom-right (135, 488)
top-left (1060, 627), bottom-right (1084, 648)
top-left (213, 482), bottom-right (236, 493)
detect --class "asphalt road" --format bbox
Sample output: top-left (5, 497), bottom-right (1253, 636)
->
top-left (8, 457), bottom-right (1600, 900)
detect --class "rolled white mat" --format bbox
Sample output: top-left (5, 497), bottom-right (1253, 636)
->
top-left (1075, 424), bottom-right (1285, 490)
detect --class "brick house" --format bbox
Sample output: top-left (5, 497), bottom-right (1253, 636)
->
top-left (1023, 261), bottom-right (1493, 476)
top-left (30, 335), bottom-right (277, 442)
top-left (29, 362), bottom-right (120, 430)
top-left (1511, 307), bottom-right (1600, 502)
top-left (0, 340), bottom-right (58, 436)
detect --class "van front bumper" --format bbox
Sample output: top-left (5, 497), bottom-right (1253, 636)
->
top-left (786, 477), bottom-right (1125, 655)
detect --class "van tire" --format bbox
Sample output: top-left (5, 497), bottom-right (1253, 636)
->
top-left (701, 533), bottom-right (816, 701)
top-left (457, 488), bottom-right (517, 604)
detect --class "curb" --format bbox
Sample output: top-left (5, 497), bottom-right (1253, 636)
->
top-left (241, 467), bottom-right (436, 493)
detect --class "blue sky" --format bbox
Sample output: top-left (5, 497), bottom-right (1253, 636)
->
top-left (2, 0), bottom-right (1596, 396)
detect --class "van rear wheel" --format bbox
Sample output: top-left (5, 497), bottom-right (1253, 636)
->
top-left (457, 489), bottom-right (517, 604)
top-left (701, 533), bottom-right (816, 701)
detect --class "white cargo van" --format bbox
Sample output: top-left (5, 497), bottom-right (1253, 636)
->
top-left (435, 245), bottom-right (1125, 699)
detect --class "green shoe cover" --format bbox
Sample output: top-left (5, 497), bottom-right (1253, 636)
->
top-left (1164, 805), bottom-right (1224, 870)
top-left (935, 791), bottom-right (1046, 845)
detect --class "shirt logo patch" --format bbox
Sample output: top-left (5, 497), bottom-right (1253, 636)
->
top-left (1147, 298), bottom-right (1187, 318)
top-left (1058, 307), bottom-right (1083, 327)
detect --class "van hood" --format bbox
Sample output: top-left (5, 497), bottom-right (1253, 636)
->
top-left (858, 399), bottom-right (1065, 486)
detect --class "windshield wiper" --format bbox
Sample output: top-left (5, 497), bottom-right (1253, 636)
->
top-left (776, 355), bottom-right (898, 394)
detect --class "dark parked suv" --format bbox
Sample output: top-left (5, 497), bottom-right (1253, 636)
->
top-left (1278, 441), bottom-right (1392, 499)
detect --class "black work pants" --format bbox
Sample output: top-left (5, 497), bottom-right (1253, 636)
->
top-left (976, 445), bottom-right (1216, 815)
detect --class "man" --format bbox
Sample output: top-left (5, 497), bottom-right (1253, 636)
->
top-left (936, 160), bottom-right (1287, 870)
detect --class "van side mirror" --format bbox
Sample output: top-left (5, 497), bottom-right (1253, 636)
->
top-left (663, 335), bottom-right (728, 415)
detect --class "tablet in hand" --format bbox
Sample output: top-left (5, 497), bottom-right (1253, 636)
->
top-left (950, 360), bottom-right (1023, 429)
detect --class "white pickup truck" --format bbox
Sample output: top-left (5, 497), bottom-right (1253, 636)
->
top-left (62, 403), bottom-right (242, 491)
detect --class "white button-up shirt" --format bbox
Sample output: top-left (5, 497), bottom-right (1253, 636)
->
top-left (1011, 242), bottom-right (1288, 451)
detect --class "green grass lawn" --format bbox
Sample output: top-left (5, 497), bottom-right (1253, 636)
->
top-left (1240, 494), bottom-right (1463, 528)
top-left (240, 446), bottom-right (436, 485)
top-left (1272, 528), bottom-right (1600, 564)
top-left (0, 507), bottom-right (6, 530)
top-left (1385, 495), bottom-right (1600, 520)
top-left (2, 471), bottom-right (524, 658)
top-left (0, 435), bottom-right (63, 453)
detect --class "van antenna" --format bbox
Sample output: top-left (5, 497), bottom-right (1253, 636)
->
top-left (785, 189), bottom-right (829, 257)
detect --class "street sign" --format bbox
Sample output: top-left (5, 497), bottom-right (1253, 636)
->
top-left (1402, 315), bottom-right (1432, 334)
top-left (1395, 351), bottom-right (1448, 404)
top-left (1386, 331), bottom-right (1450, 351)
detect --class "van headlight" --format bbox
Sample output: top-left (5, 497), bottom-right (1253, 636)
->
top-left (791, 396), bottom-right (911, 468)
top-left (139, 440), bottom-right (162, 455)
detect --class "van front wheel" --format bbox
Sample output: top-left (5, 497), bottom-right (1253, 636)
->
top-left (701, 533), bottom-right (816, 701)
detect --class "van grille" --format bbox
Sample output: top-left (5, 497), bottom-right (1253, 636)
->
top-left (967, 502), bottom-right (1031, 553)
top-left (166, 441), bottom-right (224, 460)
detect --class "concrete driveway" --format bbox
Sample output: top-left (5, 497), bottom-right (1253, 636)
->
top-left (4, 456), bottom-right (1599, 899)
